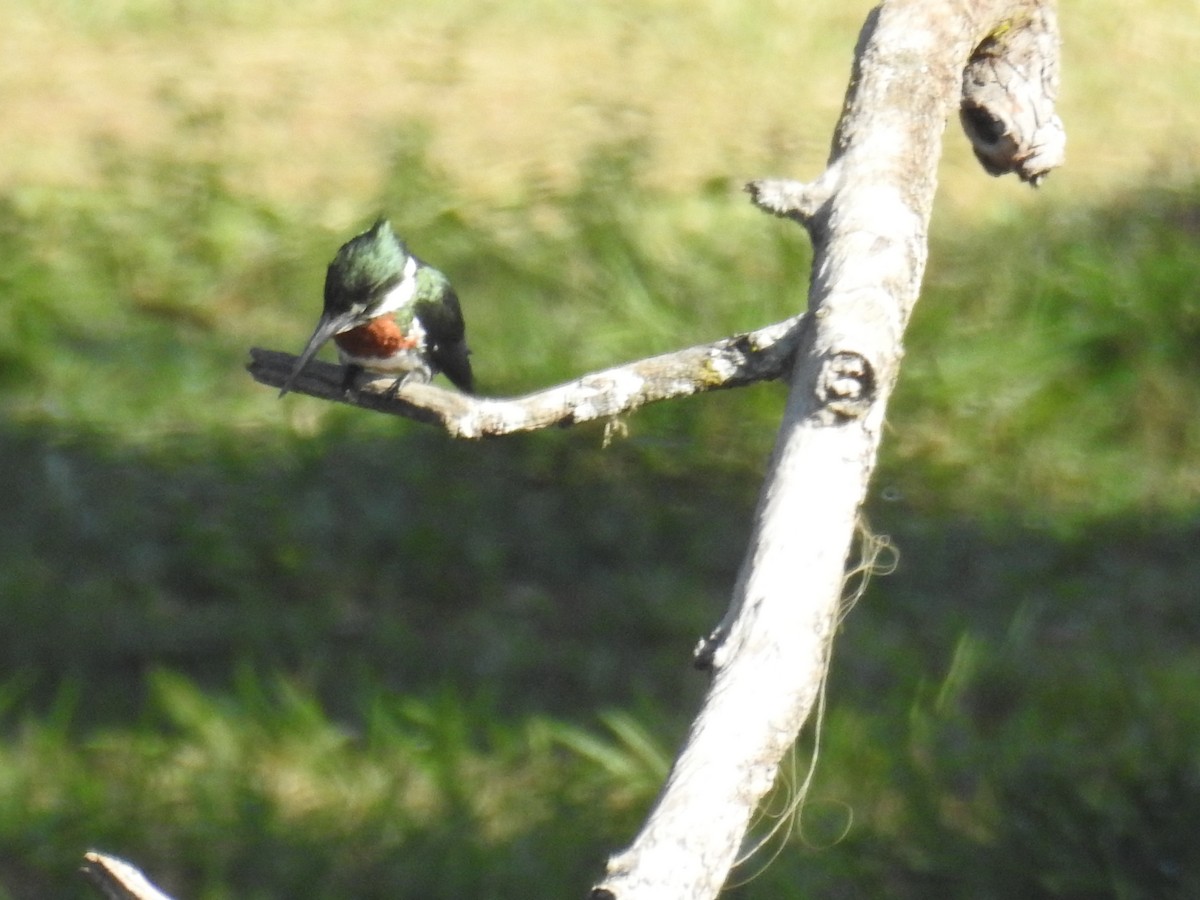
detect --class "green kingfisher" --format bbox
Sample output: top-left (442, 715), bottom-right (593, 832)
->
top-left (279, 218), bottom-right (473, 397)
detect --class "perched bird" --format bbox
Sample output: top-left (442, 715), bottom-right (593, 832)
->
top-left (279, 219), bottom-right (473, 397)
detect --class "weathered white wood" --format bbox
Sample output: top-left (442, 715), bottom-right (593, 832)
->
top-left (81, 852), bottom-right (176, 900)
top-left (592, 2), bottom-right (1062, 897)
top-left (249, 313), bottom-right (806, 437)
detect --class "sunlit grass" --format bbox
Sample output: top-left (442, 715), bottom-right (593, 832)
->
top-left (2, 120), bottom-right (1195, 526)
top-left (2, 0), bottom-right (1196, 216)
top-left (0, 671), bottom-right (676, 898)
top-left (888, 183), bottom-right (1200, 528)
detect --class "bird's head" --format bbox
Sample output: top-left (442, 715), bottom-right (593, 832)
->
top-left (279, 218), bottom-right (418, 397)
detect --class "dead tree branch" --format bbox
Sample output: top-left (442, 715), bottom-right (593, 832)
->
top-left (81, 853), bottom-right (176, 900)
top-left (248, 314), bottom-right (806, 438)
top-left (592, 1), bottom-right (1063, 898)
top-left (959, 3), bottom-right (1066, 184)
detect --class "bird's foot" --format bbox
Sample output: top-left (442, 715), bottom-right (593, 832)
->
top-left (339, 364), bottom-right (364, 399)
top-left (381, 365), bottom-right (433, 400)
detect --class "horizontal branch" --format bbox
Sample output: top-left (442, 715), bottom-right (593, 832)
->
top-left (248, 314), bottom-right (808, 438)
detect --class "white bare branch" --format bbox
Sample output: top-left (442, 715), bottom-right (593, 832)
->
top-left (80, 852), bottom-right (177, 900)
top-left (248, 314), bottom-right (806, 438)
top-left (591, 2), bottom-right (1063, 897)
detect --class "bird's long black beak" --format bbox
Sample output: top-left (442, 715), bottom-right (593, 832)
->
top-left (278, 311), bottom-right (357, 398)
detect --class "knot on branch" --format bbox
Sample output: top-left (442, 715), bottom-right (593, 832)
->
top-left (817, 351), bottom-right (875, 419)
top-left (959, 9), bottom-right (1065, 186)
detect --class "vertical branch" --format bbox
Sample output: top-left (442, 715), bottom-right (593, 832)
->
top-left (592, 2), bottom-right (1062, 897)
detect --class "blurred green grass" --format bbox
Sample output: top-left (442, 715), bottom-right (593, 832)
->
top-left (2, 3), bottom-right (1200, 898)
